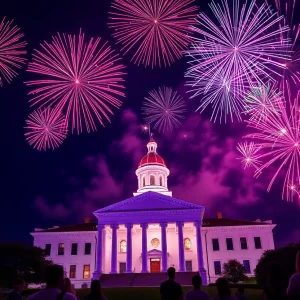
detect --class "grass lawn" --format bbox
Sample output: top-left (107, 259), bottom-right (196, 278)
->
top-left (74, 286), bottom-right (263, 300)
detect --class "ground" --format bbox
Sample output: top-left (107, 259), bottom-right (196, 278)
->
top-left (22, 287), bottom-right (263, 300)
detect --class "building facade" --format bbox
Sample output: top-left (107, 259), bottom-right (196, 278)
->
top-left (31, 139), bottom-right (276, 288)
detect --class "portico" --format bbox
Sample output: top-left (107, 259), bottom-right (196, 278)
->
top-left (92, 191), bottom-right (208, 284)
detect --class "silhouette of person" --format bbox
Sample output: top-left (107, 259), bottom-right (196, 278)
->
top-left (84, 280), bottom-right (107, 300)
top-left (7, 279), bottom-right (25, 300)
top-left (160, 267), bottom-right (183, 300)
top-left (185, 275), bottom-right (209, 300)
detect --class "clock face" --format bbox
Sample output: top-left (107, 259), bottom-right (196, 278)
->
top-left (151, 238), bottom-right (160, 248)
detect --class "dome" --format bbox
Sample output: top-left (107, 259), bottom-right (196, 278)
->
top-left (138, 152), bottom-right (166, 168)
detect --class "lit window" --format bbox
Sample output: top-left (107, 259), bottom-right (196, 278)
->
top-left (150, 175), bottom-right (155, 185)
top-left (58, 243), bottom-right (64, 255)
top-left (184, 238), bottom-right (191, 250)
top-left (70, 265), bottom-right (76, 278)
top-left (159, 176), bottom-right (163, 186)
top-left (151, 238), bottom-right (160, 248)
top-left (83, 265), bottom-right (90, 279)
top-left (143, 177), bottom-right (146, 187)
top-left (120, 240), bottom-right (127, 253)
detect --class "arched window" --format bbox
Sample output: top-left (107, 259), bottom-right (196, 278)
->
top-left (120, 240), bottom-right (126, 253)
top-left (184, 238), bottom-right (191, 250)
top-left (150, 175), bottom-right (155, 185)
top-left (142, 176), bottom-right (146, 187)
top-left (159, 176), bottom-right (163, 186)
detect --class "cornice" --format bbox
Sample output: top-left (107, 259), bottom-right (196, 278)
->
top-left (30, 231), bottom-right (97, 238)
top-left (201, 225), bottom-right (276, 232)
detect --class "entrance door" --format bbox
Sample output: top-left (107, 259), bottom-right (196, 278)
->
top-left (119, 262), bottom-right (126, 273)
top-left (185, 260), bottom-right (192, 272)
top-left (150, 258), bottom-right (161, 273)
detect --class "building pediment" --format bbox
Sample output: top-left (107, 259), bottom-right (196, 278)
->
top-left (94, 191), bottom-right (204, 214)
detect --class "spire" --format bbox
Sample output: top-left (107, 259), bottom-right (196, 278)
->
top-left (147, 134), bottom-right (157, 153)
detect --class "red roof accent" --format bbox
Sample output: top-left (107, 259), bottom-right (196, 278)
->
top-left (139, 152), bottom-right (166, 168)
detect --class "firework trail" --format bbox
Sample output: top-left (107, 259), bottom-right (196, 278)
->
top-left (26, 30), bottom-right (126, 134)
top-left (142, 86), bottom-right (186, 134)
top-left (0, 17), bottom-right (27, 86)
top-left (237, 142), bottom-right (262, 169)
top-left (185, 0), bottom-right (291, 122)
top-left (25, 108), bottom-right (68, 151)
top-left (244, 88), bottom-right (300, 201)
top-left (108, 0), bottom-right (198, 68)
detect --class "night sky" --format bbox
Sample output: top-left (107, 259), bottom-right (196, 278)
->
top-left (1, 0), bottom-right (299, 246)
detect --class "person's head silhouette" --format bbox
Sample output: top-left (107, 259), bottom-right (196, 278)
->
top-left (167, 267), bottom-right (176, 280)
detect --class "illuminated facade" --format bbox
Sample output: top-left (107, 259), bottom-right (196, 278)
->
top-left (31, 139), bottom-right (276, 288)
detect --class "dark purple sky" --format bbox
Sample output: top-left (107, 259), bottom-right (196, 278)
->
top-left (1, 0), bottom-right (299, 246)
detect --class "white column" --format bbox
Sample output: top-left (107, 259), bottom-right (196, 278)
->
top-left (93, 224), bottom-right (105, 279)
top-left (141, 223), bottom-right (148, 273)
top-left (160, 222), bottom-right (168, 272)
top-left (125, 224), bottom-right (133, 273)
top-left (194, 221), bottom-right (207, 285)
top-left (110, 224), bottom-right (119, 274)
top-left (177, 221), bottom-right (185, 272)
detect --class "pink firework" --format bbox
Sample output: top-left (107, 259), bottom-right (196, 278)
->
top-left (26, 30), bottom-right (126, 134)
top-left (0, 17), bottom-right (27, 86)
top-left (24, 108), bottom-right (68, 151)
top-left (237, 142), bottom-right (262, 169)
top-left (142, 86), bottom-right (186, 134)
top-left (108, 0), bottom-right (198, 68)
top-left (245, 88), bottom-right (300, 201)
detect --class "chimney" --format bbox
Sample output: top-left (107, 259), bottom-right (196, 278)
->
top-left (216, 211), bottom-right (223, 219)
top-left (84, 216), bottom-right (92, 223)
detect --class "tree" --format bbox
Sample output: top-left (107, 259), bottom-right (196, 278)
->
top-left (255, 243), bottom-right (300, 286)
top-left (223, 259), bottom-right (248, 284)
top-left (0, 243), bottom-right (52, 287)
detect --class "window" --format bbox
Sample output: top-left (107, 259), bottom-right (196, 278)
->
top-left (71, 243), bottom-right (78, 255)
top-left (159, 176), bottom-right (163, 186)
top-left (70, 265), bottom-right (76, 278)
top-left (58, 243), bottom-right (64, 255)
top-left (151, 238), bottom-right (160, 248)
top-left (120, 240), bottom-right (127, 253)
top-left (243, 260), bottom-right (251, 274)
top-left (254, 237), bottom-right (262, 249)
top-left (119, 262), bottom-right (126, 273)
top-left (83, 265), bottom-right (90, 279)
top-left (212, 238), bottom-right (220, 251)
top-left (185, 261), bottom-right (192, 271)
top-left (150, 175), bottom-right (155, 185)
top-left (85, 243), bottom-right (91, 255)
top-left (214, 261), bottom-right (221, 275)
top-left (226, 238), bottom-right (233, 250)
top-left (142, 176), bottom-right (146, 187)
top-left (184, 238), bottom-right (191, 250)
top-left (240, 237), bottom-right (248, 250)
top-left (45, 244), bottom-right (51, 256)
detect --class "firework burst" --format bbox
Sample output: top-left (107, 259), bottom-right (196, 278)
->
top-left (0, 17), bottom-right (27, 86)
top-left (245, 89), bottom-right (300, 201)
top-left (185, 0), bottom-right (291, 121)
top-left (25, 108), bottom-right (68, 151)
top-left (26, 30), bottom-right (126, 134)
top-left (237, 142), bottom-right (262, 169)
top-left (244, 83), bottom-right (283, 123)
top-left (108, 0), bottom-right (198, 68)
top-left (142, 86), bottom-right (186, 134)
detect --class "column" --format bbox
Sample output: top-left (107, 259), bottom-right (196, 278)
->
top-left (110, 224), bottom-right (119, 274)
top-left (176, 221), bottom-right (185, 272)
top-left (140, 223), bottom-right (149, 273)
top-left (125, 224), bottom-right (133, 273)
top-left (160, 222), bottom-right (168, 272)
top-left (194, 221), bottom-right (207, 285)
top-left (93, 224), bottom-right (105, 279)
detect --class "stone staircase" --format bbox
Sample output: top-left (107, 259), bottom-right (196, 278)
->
top-left (99, 272), bottom-right (197, 287)
top-left (132, 272), bottom-right (168, 287)
top-left (100, 273), bottom-right (134, 287)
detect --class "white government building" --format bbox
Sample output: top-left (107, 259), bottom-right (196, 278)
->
top-left (31, 138), bottom-right (276, 288)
